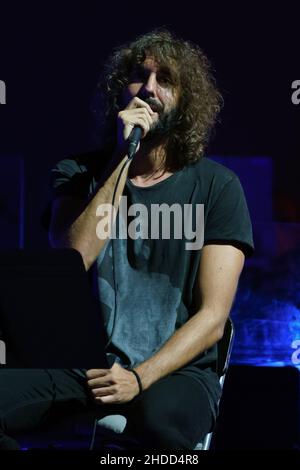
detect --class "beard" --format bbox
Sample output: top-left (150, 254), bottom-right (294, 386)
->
top-left (142, 97), bottom-right (179, 143)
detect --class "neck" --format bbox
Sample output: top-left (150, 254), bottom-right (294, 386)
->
top-left (127, 140), bottom-right (170, 181)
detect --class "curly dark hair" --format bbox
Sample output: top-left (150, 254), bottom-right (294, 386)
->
top-left (92, 29), bottom-right (223, 169)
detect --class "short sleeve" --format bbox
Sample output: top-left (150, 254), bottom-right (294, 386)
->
top-left (50, 158), bottom-right (92, 200)
top-left (41, 157), bottom-right (92, 231)
top-left (204, 176), bottom-right (254, 257)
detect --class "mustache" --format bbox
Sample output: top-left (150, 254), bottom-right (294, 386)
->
top-left (144, 97), bottom-right (164, 114)
top-left (143, 106), bottom-right (180, 142)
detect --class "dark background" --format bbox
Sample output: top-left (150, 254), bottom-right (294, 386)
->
top-left (0, 0), bottom-right (300, 450)
top-left (0, 1), bottom-right (299, 248)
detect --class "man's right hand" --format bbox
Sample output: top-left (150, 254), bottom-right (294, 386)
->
top-left (117, 97), bottom-right (158, 152)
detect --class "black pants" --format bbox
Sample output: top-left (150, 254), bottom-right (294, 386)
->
top-left (0, 368), bottom-right (214, 450)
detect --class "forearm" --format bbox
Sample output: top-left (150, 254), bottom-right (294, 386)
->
top-left (51, 154), bottom-right (131, 270)
top-left (135, 308), bottom-right (225, 391)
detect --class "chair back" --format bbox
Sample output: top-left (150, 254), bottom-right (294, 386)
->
top-left (217, 317), bottom-right (235, 381)
top-left (195, 317), bottom-right (235, 451)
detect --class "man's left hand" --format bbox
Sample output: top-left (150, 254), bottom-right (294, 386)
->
top-left (86, 363), bottom-right (140, 405)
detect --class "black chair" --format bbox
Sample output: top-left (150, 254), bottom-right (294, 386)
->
top-left (194, 317), bottom-right (234, 450)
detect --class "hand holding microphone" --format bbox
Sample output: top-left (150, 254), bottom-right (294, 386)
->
top-left (127, 126), bottom-right (143, 159)
top-left (117, 96), bottom-right (158, 158)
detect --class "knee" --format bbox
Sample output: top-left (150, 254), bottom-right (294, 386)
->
top-left (143, 425), bottom-right (191, 450)
top-left (135, 413), bottom-right (191, 450)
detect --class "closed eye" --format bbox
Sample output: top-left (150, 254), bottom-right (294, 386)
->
top-left (157, 73), bottom-right (172, 86)
top-left (129, 67), bottom-right (148, 83)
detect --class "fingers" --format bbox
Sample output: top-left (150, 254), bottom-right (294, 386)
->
top-left (126, 96), bottom-right (154, 115)
top-left (118, 96), bottom-right (159, 141)
top-left (86, 365), bottom-right (119, 390)
top-left (87, 371), bottom-right (120, 404)
top-left (118, 107), bottom-right (153, 138)
top-left (95, 395), bottom-right (119, 404)
top-left (85, 369), bottom-right (109, 379)
top-left (87, 377), bottom-right (113, 388)
top-left (86, 370), bottom-right (113, 390)
top-left (91, 385), bottom-right (117, 398)
top-left (86, 362), bottom-right (121, 381)
top-left (91, 385), bottom-right (124, 405)
top-left (86, 363), bottom-right (138, 405)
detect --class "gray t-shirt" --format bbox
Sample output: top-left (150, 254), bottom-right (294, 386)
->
top-left (47, 150), bottom-right (254, 417)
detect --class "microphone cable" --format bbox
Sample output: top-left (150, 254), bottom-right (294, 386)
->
top-left (104, 156), bottom-right (132, 350)
top-left (88, 155), bottom-right (131, 451)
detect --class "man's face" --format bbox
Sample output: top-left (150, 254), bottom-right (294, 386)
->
top-left (122, 56), bottom-right (180, 140)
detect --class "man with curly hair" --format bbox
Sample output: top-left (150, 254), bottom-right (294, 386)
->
top-left (0, 30), bottom-right (253, 450)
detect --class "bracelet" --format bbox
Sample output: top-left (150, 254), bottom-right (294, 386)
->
top-left (128, 368), bottom-right (143, 396)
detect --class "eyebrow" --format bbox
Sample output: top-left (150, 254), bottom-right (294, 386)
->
top-left (158, 65), bottom-right (172, 74)
top-left (131, 64), bottom-right (178, 83)
top-left (131, 64), bottom-right (148, 74)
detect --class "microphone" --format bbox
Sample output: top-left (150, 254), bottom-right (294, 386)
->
top-left (127, 126), bottom-right (142, 159)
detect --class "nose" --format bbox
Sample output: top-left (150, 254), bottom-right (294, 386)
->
top-left (144, 72), bottom-right (157, 96)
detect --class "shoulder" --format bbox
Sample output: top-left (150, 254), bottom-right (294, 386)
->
top-left (187, 156), bottom-right (238, 187)
top-left (52, 149), bottom-right (109, 179)
top-left (49, 149), bottom-right (111, 201)
top-left (184, 156), bottom-right (242, 203)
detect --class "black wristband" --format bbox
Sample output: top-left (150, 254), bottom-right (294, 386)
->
top-left (128, 368), bottom-right (143, 395)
